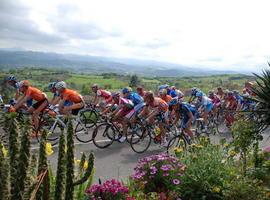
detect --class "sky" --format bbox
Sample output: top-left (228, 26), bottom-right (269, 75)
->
top-left (0, 0), bottom-right (270, 72)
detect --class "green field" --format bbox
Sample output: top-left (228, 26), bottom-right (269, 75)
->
top-left (0, 68), bottom-right (256, 101)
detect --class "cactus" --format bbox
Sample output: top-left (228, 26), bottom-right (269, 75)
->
top-left (36, 130), bottom-right (49, 200)
top-left (7, 113), bottom-right (21, 200)
top-left (0, 142), bottom-right (10, 200)
top-left (54, 132), bottom-right (66, 200)
top-left (17, 116), bottom-right (31, 199)
top-left (73, 152), bottom-right (95, 186)
top-left (65, 119), bottom-right (75, 200)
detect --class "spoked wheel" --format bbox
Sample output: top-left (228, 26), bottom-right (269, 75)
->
top-left (92, 123), bottom-right (115, 149)
top-left (79, 109), bottom-right (99, 128)
top-left (166, 135), bottom-right (188, 155)
top-left (130, 129), bottom-right (152, 153)
top-left (37, 115), bottom-right (63, 146)
top-left (126, 122), bottom-right (145, 144)
top-left (74, 122), bottom-right (96, 143)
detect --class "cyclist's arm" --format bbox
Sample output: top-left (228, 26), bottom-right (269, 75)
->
top-left (146, 107), bottom-right (159, 121)
top-left (93, 94), bottom-right (99, 105)
top-left (14, 95), bottom-right (30, 110)
top-left (50, 96), bottom-right (61, 105)
top-left (112, 104), bottom-right (124, 116)
top-left (173, 112), bottom-right (180, 125)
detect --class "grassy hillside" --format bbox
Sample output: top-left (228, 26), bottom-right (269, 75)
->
top-left (0, 68), bottom-right (256, 101)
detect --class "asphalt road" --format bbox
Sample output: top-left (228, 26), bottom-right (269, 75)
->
top-left (30, 128), bottom-right (270, 183)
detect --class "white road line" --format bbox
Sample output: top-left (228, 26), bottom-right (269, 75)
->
top-left (30, 139), bottom-right (114, 150)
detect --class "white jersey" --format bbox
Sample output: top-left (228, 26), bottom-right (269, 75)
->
top-left (199, 96), bottom-right (212, 106)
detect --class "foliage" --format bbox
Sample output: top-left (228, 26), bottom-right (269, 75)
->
top-left (231, 118), bottom-right (260, 175)
top-left (86, 179), bottom-right (130, 200)
top-left (130, 153), bottom-right (184, 199)
top-left (252, 64), bottom-right (270, 131)
top-left (177, 137), bottom-right (233, 200)
top-left (129, 74), bottom-right (140, 88)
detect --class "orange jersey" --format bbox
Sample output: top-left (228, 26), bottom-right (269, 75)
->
top-left (25, 86), bottom-right (46, 101)
top-left (61, 89), bottom-right (83, 103)
top-left (161, 95), bottom-right (172, 103)
top-left (150, 97), bottom-right (168, 112)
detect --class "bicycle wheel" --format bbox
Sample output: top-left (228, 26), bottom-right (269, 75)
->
top-left (126, 122), bottom-right (145, 144)
top-left (79, 109), bottom-right (99, 128)
top-left (74, 122), bottom-right (96, 143)
top-left (38, 116), bottom-right (62, 146)
top-left (130, 129), bottom-right (151, 153)
top-left (166, 135), bottom-right (188, 155)
top-left (92, 123), bottom-right (115, 148)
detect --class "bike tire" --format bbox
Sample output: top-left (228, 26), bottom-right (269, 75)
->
top-left (74, 122), bottom-right (96, 143)
top-left (92, 123), bottom-right (115, 149)
top-left (166, 135), bottom-right (187, 155)
top-left (130, 129), bottom-right (151, 153)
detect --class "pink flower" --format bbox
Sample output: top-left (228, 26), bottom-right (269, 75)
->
top-left (172, 179), bottom-right (181, 185)
top-left (263, 145), bottom-right (270, 153)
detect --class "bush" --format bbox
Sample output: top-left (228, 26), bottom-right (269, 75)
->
top-left (177, 137), bottom-right (233, 200)
top-left (85, 179), bottom-right (130, 200)
top-left (130, 153), bottom-right (184, 199)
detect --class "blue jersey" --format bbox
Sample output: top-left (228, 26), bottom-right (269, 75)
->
top-left (178, 103), bottom-right (194, 119)
top-left (127, 92), bottom-right (144, 106)
top-left (169, 90), bottom-right (177, 98)
top-left (235, 95), bottom-right (243, 104)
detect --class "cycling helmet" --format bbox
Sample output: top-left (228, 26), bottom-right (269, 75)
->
top-left (168, 98), bottom-right (178, 106)
top-left (48, 82), bottom-right (56, 90)
top-left (228, 91), bottom-right (233, 96)
top-left (233, 90), bottom-right (239, 95)
top-left (6, 76), bottom-right (17, 81)
top-left (191, 87), bottom-right (198, 93)
top-left (144, 91), bottom-right (154, 101)
top-left (159, 89), bottom-right (167, 95)
top-left (158, 84), bottom-right (169, 91)
top-left (208, 90), bottom-right (214, 96)
top-left (18, 80), bottom-right (30, 88)
top-left (92, 83), bottom-right (98, 88)
top-left (112, 92), bottom-right (120, 98)
top-left (195, 91), bottom-right (203, 97)
top-left (122, 87), bottom-right (132, 94)
top-left (55, 81), bottom-right (67, 89)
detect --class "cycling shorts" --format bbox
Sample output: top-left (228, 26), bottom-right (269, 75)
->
top-left (32, 98), bottom-right (48, 110)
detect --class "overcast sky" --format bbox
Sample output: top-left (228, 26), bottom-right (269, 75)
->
top-left (0, 0), bottom-right (269, 72)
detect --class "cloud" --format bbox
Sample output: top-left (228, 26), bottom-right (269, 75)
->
top-left (0, 0), bottom-right (269, 72)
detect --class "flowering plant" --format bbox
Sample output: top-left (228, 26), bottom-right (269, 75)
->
top-left (130, 153), bottom-right (184, 198)
top-left (86, 179), bottom-right (129, 200)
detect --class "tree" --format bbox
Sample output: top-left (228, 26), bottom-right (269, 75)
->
top-left (129, 74), bottom-right (140, 88)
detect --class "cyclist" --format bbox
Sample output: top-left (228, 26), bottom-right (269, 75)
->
top-left (208, 90), bottom-right (221, 114)
top-left (233, 90), bottom-right (244, 111)
top-left (217, 87), bottom-right (225, 100)
top-left (13, 80), bottom-right (48, 130)
top-left (6, 75), bottom-right (33, 107)
top-left (224, 91), bottom-right (237, 126)
top-left (188, 87), bottom-right (201, 103)
top-left (48, 82), bottom-right (61, 106)
top-left (169, 98), bottom-right (197, 138)
top-left (136, 86), bottom-right (146, 98)
top-left (109, 92), bottom-right (134, 142)
top-left (55, 81), bottom-right (85, 115)
top-left (139, 91), bottom-right (169, 146)
top-left (159, 89), bottom-right (173, 103)
top-left (91, 84), bottom-right (112, 107)
top-left (244, 81), bottom-right (256, 96)
top-left (122, 87), bottom-right (145, 121)
top-left (196, 91), bottom-right (213, 130)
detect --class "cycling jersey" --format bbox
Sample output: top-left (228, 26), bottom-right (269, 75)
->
top-left (126, 92), bottom-right (144, 106)
top-left (60, 89), bottom-right (83, 103)
top-left (148, 97), bottom-right (168, 112)
top-left (114, 97), bottom-right (134, 110)
top-left (226, 96), bottom-right (238, 110)
top-left (234, 94), bottom-right (243, 104)
top-left (161, 95), bottom-right (172, 103)
top-left (96, 89), bottom-right (112, 102)
top-left (198, 96), bottom-right (213, 112)
top-left (25, 86), bottom-right (46, 102)
top-left (209, 95), bottom-right (221, 106)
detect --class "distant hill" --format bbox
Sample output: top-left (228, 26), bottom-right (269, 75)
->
top-left (0, 49), bottom-right (237, 77)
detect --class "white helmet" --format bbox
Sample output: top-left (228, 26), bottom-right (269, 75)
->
top-left (55, 81), bottom-right (67, 90)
